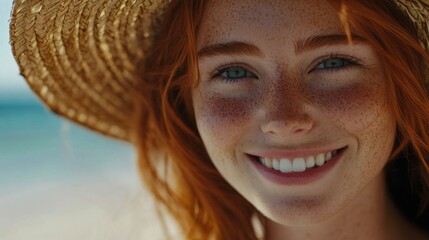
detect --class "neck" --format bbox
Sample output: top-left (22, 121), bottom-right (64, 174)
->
top-left (265, 172), bottom-right (412, 240)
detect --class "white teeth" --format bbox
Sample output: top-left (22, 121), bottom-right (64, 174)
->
top-left (315, 153), bottom-right (325, 166)
top-left (326, 151), bottom-right (332, 161)
top-left (292, 158), bottom-right (306, 172)
top-left (258, 148), bottom-right (341, 172)
top-left (265, 158), bottom-right (273, 168)
top-left (272, 159), bottom-right (280, 170)
top-left (306, 156), bottom-right (315, 168)
top-left (279, 158), bottom-right (293, 173)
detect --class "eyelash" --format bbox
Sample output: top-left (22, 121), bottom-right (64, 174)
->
top-left (211, 63), bottom-right (256, 84)
top-left (309, 54), bottom-right (361, 73)
top-left (210, 54), bottom-right (361, 83)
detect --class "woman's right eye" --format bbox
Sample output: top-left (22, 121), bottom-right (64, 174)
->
top-left (212, 66), bottom-right (257, 83)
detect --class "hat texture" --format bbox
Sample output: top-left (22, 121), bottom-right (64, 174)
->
top-left (10, 0), bottom-right (169, 141)
top-left (9, 0), bottom-right (429, 141)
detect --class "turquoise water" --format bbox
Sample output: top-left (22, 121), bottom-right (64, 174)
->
top-left (0, 94), bottom-right (135, 190)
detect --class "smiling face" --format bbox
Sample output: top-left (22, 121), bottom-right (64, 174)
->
top-left (192, 0), bottom-right (396, 225)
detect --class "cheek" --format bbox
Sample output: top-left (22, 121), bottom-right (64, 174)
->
top-left (193, 94), bottom-right (256, 150)
top-left (311, 75), bottom-right (395, 180)
top-left (311, 76), bottom-right (389, 133)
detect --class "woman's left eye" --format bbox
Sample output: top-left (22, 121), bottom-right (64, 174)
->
top-left (312, 56), bottom-right (360, 72)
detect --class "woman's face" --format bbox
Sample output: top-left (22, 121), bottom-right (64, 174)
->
top-left (192, 0), bottom-right (396, 225)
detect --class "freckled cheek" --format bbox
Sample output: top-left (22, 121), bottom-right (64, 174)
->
top-left (194, 96), bottom-right (255, 145)
top-left (311, 81), bottom-right (389, 133)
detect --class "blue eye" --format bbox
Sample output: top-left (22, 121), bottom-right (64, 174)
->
top-left (213, 66), bottom-right (256, 83)
top-left (222, 67), bottom-right (248, 78)
top-left (313, 56), bottom-right (359, 72)
top-left (319, 58), bottom-right (347, 68)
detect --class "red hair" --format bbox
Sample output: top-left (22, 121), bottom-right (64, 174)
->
top-left (328, 0), bottom-right (429, 218)
top-left (133, 1), bottom-right (261, 239)
top-left (132, 0), bottom-right (429, 239)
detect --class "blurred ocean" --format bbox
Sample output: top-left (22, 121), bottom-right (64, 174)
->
top-left (0, 92), bottom-right (137, 192)
top-left (0, 93), bottom-right (160, 240)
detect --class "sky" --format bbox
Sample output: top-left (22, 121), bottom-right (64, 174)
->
top-left (0, 0), bottom-right (29, 95)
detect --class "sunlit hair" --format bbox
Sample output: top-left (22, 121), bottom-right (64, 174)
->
top-left (132, 0), bottom-right (429, 239)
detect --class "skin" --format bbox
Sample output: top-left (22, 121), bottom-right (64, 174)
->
top-left (192, 0), bottom-right (427, 239)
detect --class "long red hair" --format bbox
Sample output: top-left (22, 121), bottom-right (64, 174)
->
top-left (132, 0), bottom-right (429, 239)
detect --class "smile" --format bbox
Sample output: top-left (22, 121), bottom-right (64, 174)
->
top-left (257, 149), bottom-right (340, 173)
top-left (248, 146), bottom-right (347, 185)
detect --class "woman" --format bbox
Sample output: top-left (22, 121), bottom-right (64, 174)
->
top-left (9, 0), bottom-right (429, 239)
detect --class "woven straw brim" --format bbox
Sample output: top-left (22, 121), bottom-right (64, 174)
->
top-left (396, 0), bottom-right (429, 50)
top-left (10, 0), bottom-right (169, 141)
top-left (396, 1), bottom-right (429, 91)
top-left (8, 0), bottom-right (429, 142)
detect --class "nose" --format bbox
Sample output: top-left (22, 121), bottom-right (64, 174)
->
top-left (261, 116), bottom-right (314, 136)
top-left (260, 84), bottom-right (314, 137)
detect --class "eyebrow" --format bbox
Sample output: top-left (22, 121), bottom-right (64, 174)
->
top-left (197, 34), bottom-right (367, 59)
top-left (197, 41), bottom-right (263, 59)
top-left (294, 34), bottom-right (367, 55)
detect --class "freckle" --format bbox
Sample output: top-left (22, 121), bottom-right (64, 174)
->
top-left (202, 94), bottom-right (256, 132)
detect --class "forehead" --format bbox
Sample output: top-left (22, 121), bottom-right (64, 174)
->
top-left (197, 0), bottom-right (345, 50)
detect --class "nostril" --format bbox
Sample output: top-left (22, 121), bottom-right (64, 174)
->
top-left (261, 119), bottom-right (314, 136)
top-left (294, 128), bottom-right (305, 134)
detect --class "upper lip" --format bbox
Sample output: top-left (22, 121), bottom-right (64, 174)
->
top-left (247, 146), bottom-right (347, 159)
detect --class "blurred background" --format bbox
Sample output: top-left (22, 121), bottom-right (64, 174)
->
top-left (0, 1), bottom-right (165, 239)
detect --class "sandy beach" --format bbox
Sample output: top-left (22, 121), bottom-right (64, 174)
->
top-left (0, 169), bottom-right (180, 240)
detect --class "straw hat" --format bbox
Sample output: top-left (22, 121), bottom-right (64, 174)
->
top-left (9, 0), bottom-right (429, 142)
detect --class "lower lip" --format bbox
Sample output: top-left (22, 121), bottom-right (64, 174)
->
top-left (248, 147), bottom-right (346, 185)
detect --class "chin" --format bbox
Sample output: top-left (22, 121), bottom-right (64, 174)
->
top-left (254, 196), bottom-right (341, 226)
